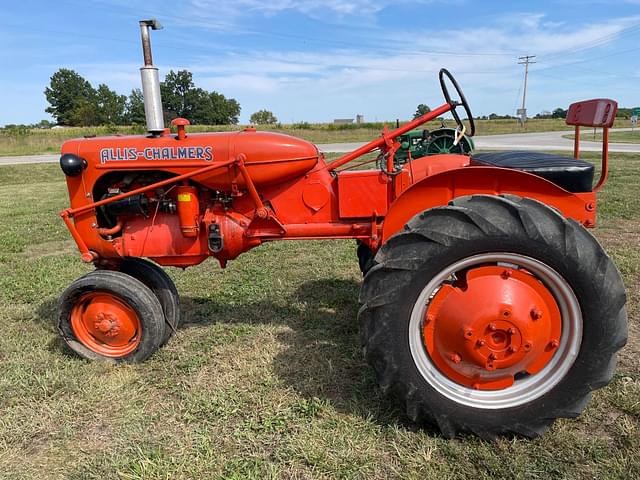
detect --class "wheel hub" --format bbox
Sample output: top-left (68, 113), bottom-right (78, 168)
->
top-left (423, 266), bottom-right (561, 390)
top-left (94, 312), bottom-right (122, 338)
top-left (70, 292), bottom-right (141, 357)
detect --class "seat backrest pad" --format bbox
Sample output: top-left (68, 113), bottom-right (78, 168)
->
top-left (566, 99), bottom-right (617, 128)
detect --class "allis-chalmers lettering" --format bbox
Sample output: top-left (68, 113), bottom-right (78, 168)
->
top-left (99, 146), bottom-right (213, 163)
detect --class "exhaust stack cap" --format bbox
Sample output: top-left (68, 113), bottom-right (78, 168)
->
top-left (139, 19), bottom-right (165, 134)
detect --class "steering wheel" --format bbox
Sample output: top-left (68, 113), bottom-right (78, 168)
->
top-left (439, 68), bottom-right (476, 138)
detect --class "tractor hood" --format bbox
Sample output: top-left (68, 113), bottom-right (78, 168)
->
top-left (61, 129), bottom-right (320, 190)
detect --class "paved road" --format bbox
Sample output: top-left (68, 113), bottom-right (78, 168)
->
top-left (318, 128), bottom-right (640, 154)
top-left (1, 129), bottom-right (638, 166)
top-left (474, 128), bottom-right (639, 153)
top-left (0, 154), bottom-right (59, 166)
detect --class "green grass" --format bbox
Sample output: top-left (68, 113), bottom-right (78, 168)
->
top-left (3, 118), bottom-right (630, 157)
top-left (0, 154), bottom-right (638, 479)
top-left (563, 129), bottom-right (640, 144)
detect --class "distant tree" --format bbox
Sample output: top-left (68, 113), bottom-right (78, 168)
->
top-left (95, 84), bottom-right (127, 125)
top-left (161, 70), bottom-right (195, 121)
top-left (535, 110), bottom-right (552, 119)
top-left (126, 88), bottom-right (146, 125)
top-left (250, 109), bottom-right (278, 125)
top-left (44, 67), bottom-right (239, 127)
top-left (33, 119), bottom-right (54, 129)
top-left (413, 104), bottom-right (431, 119)
top-left (551, 108), bottom-right (567, 119)
top-left (210, 92), bottom-right (240, 125)
top-left (487, 113), bottom-right (516, 120)
top-left (160, 70), bottom-right (241, 125)
top-left (186, 87), bottom-right (214, 124)
top-left (44, 69), bottom-right (96, 125)
top-left (68, 98), bottom-right (100, 126)
top-left (617, 108), bottom-right (632, 119)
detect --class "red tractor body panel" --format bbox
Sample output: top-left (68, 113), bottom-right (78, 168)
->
top-left (60, 115), bottom-right (598, 269)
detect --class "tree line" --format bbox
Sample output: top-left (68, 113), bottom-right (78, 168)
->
top-left (44, 69), bottom-right (240, 127)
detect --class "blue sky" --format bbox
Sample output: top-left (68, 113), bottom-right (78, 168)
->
top-left (1, 0), bottom-right (639, 126)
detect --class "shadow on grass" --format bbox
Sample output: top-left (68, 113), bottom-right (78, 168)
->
top-left (178, 278), bottom-right (421, 430)
top-left (35, 278), bottom-right (432, 433)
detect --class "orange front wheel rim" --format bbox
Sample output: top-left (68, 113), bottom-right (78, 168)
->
top-left (70, 292), bottom-right (142, 357)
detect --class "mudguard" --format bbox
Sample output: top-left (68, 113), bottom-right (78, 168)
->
top-left (382, 166), bottom-right (596, 242)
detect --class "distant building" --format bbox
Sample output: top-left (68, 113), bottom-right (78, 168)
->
top-left (333, 118), bottom-right (354, 125)
top-left (356, 114), bottom-right (364, 124)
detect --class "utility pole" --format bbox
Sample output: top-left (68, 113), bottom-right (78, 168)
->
top-left (517, 55), bottom-right (536, 127)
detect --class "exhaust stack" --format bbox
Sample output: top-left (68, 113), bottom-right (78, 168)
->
top-left (139, 19), bottom-right (164, 134)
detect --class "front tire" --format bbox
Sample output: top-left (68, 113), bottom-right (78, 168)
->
top-left (58, 270), bottom-right (166, 363)
top-left (359, 195), bottom-right (627, 438)
top-left (119, 258), bottom-right (180, 346)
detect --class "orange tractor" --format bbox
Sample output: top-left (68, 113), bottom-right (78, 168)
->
top-left (57, 20), bottom-right (627, 438)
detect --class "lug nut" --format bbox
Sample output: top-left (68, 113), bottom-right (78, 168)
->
top-left (507, 327), bottom-right (516, 335)
top-left (548, 339), bottom-right (559, 349)
top-left (488, 323), bottom-right (497, 331)
top-left (508, 346), bottom-right (518, 354)
top-left (488, 353), bottom-right (497, 360)
top-left (425, 313), bottom-right (436, 324)
top-left (531, 308), bottom-right (543, 320)
top-left (476, 339), bottom-right (486, 347)
top-left (501, 269), bottom-right (512, 279)
top-left (449, 353), bottom-right (462, 364)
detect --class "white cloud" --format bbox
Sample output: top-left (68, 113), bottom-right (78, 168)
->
top-left (57, 8), bottom-right (639, 123)
top-left (178, 0), bottom-right (456, 28)
top-left (394, 13), bottom-right (640, 59)
top-left (190, 0), bottom-right (421, 18)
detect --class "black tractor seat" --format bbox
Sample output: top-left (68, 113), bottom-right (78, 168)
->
top-left (470, 151), bottom-right (595, 193)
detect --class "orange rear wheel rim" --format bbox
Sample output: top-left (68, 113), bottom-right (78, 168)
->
top-left (70, 292), bottom-right (142, 357)
top-left (409, 253), bottom-right (582, 409)
top-left (422, 265), bottom-right (562, 391)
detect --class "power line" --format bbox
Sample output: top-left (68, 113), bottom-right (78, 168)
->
top-left (539, 22), bottom-right (640, 62)
top-left (533, 46), bottom-right (640, 74)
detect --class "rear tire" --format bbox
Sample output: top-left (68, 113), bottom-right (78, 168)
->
top-left (58, 270), bottom-right (165, 363)
top-left (119, 258), bottom-right (180, 346)
top-left (359, 194), bottom-right (627, 438)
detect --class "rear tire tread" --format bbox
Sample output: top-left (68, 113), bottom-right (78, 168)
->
top-left (359, 194), bottom-right (628, 438)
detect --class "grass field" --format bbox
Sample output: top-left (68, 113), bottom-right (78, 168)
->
top-left (564, 129), bottom-right (640, 144)
top-left (0, 153), bottom-right (638, 479)
top-left (1, 118), bottom-right (631, 157)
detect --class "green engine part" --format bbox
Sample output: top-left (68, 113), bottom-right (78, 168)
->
top-left (395, 127), bottom-right (474, 164)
